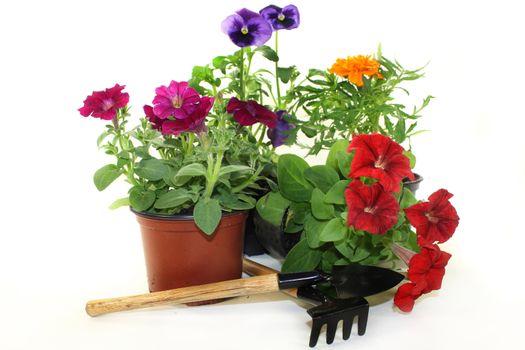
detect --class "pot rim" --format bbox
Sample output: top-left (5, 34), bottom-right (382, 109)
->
top-left (403, 172), bottom-right (423, 184)
top-left (131, 208), bottom-right (247, 221)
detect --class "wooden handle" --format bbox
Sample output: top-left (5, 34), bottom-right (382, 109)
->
top-left (86, 274), bottom-right (279, 317)
top-left (242, 258), bottom-right (298, 299)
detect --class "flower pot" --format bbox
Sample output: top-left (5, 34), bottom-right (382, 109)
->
top-left (134, 210), bottom-right (247, 295)
top-left (403, 173), bottom-right (423, 195)
top-left (253, 210), bottom-right (301, 260)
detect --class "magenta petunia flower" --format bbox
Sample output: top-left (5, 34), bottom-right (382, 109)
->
top-left (143, 105), bottom-right (163, 131)
top-left (226, 97), bottom-right (277, 128)
top-left (260, 4), bottom-right (300, 31)
top-left (152, 81), bottom-right (200, 120)
top-left (221, 8), bottom-right (273, 47)
top-left (161, 96), bottom-right (214, 136)
top-left (267, 110), bottom-right (295, 147)
top-left (78, 84), bottom-right (129, 121)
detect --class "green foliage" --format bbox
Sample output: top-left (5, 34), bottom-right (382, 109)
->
top-left (256, 192), bottom-right (290, 226)
top-left (277, 154), bottom-right (313, 202)
top-left (194, 198), bottom-right (222, 235)
top-left (93, 164), bottom-right (121, 191)
top-left (281, 239), bottom-right (322, 273)
top-left (304, 165), bottom-right (339, 193)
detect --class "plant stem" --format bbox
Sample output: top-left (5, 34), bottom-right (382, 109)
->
top-left (203, 150), bottom-right (224, 200)
top-left (274, 31), bottom-right (282, 108)
top-left (240, 48), bottom-right (245, 100)
top-left (256, 125), bottom-right (267, 147)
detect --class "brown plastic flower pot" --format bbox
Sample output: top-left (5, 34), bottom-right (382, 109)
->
top-left (134, 210), bottom-right (248, 298)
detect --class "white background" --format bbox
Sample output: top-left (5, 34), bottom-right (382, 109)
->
top-left (1, 0), bottom-right (524, 349)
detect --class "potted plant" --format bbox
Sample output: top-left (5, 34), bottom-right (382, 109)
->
top-left (256, 133), bottom-right (459, 311)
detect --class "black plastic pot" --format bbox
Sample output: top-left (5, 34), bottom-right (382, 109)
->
top-left (252, 210), bottom-right (301, 260)
top-left (403, 173), bottom-right (423, 195)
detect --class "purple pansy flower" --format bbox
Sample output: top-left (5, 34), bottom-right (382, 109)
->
top-left (152, 81), bottom-right (200, 120)
top-left (260, 5), bottom-right (300, 31)
top-left (267, 110), bottom-right (295, 147)
top-left (221, 8), bottom-right (272, 47)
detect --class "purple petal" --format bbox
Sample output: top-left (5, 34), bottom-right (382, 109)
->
top-left (236, 8), bottom-right (261, 21)
top-left (221, 13), bottom-right (244, 35)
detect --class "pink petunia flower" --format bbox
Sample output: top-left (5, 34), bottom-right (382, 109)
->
top-left (78, 84), bottom-right (129, 120)
top-left (152, 81), bottom-right (201, 119)
top-left (161, 96), bottom-right (214, 135)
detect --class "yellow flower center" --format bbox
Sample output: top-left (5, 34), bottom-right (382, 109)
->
top-left (364, 207), bottom-right (376, 214)
top-left (278, 14), bottom-right (285, 21)
top-left (374, 156), bottom-right (386, 169)
top-left (241, 26), bottom-right (249, 34)
top-left (172, 96), bottom-right (183, 108)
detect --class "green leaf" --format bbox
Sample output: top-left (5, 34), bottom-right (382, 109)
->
top-left (255, 192), bottom-right (290, 226)
top-left (304, 165), bottom-right (340, 193)
top-left (350, 241), bottom-right (371, 262)
top-left (194, 198), bottom-right (222, 235)
top-left (175, 163), bottom-right (207, 178)
top-left (255, 45), bottom-right (279, 62)
top-left (394, 118), bottom-right (406, 143)
top-left (319, 218), bottom-right (348, 242)
top-left (129, 187), bottom-right (156, 212)
top-left (311, 189), bottom-right (335, 220)
top-left (301, 126), bottom-right (317, 138)
top-left (324, 180), bottom-right (351, 205)
top-left (403, 150), bottom-right (416, 168)
top-left (135, 159), bottom-right (168, 181)
top-left (284, 221), bottom-right (303, 233)
top-left (93, 164), bottom-right (121, 191)
top-left (154, 189), bottom-right (193, 209)
top-left (304, 215), bottom-right (329, 248)
top-left (277, 66), bottom-right (294, 83)
top-left (218, 165), bottom-right (252, 177)
top-left (109, 197), bottom-right (130, 210)
top-left (326, 140), bottom-right (349, 173)
top-left (337, 150), bottom-right (355, 177)
top-left (335, 240), bottom-right (354, 259)
top-left (400, 187), bottom-right (418, 209)
top-left (212, 55), bottom-right (228, 72)
top-left (281, 239), bottom-right (322, 273)
top-left (290, 202), bottom-right (309, 225)
top-left (277, 154), bottom-right (313, 202)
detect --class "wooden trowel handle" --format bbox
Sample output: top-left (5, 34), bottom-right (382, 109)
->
top-left (86, 274), bottom-right (279, 317)
top-left (242, 258), bottom-right (298, 299)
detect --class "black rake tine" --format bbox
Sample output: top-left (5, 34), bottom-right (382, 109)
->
top-left (342, 315), bottom-right (354, 340)
top-left (326, 320), bottom-right (338, 344)
top-left (309, 319), bottom-right (323, 347)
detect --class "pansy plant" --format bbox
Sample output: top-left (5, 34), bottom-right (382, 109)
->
top-left (256, 134), bottom-right (459, 312)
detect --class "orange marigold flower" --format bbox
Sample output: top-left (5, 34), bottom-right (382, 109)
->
top-left (329, 55), bottom-right (383, 87)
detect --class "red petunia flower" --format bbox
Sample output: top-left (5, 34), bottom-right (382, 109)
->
top-left (407, 244), bottom-right (451, 294)
top-left (78, 84), bottom-right (129, 121)
top-left (345, 180), bottom-right (400, 234)
top-left (394, 283), bottom-right (422, 312)
top-left (404, 189), bottom-right (459, 245)
top-left (143, 105), bottom-right (163, 131)
top-left (226, 97), bottom-right (277, 128)
top-left (161, 96), bottom-right (214, 135)
top-left (348, 134), bottom-right (415, 193)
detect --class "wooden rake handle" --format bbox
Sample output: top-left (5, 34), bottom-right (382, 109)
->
top-left (242, 258), bottom-right (298, 299)
top-left (86, 273), bottom-right (279, 317)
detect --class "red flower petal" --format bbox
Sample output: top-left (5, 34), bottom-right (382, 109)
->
top-left (345, 180), bottom-right (400, 234)
top-left (407, 245), bottom-right (451, 294)
top-left (405, 189), bottom-right (459, 245)
top-left (394, 283), bottom-right (422, 312)
top-left (226, 98), bottom-right (277, 128)
top-left (348, 134), bottom-right (414, 192)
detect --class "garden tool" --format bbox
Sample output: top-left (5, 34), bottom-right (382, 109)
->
top-left (86, 260), bottom-right (403, 317)
top-left (242, 258), bottom-right (371, 347)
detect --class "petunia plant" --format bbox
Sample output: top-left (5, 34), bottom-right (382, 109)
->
top-left (256, 133), bottom-right (459, 312)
